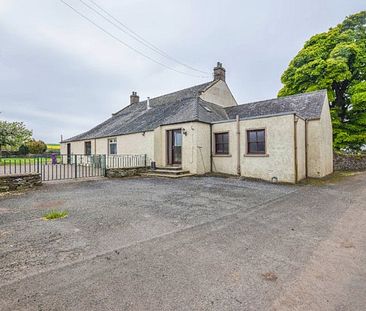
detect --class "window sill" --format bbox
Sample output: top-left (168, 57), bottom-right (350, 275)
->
top-left (213, 154), bottom-right (232, 158)
top-left (243, 153), bottom-right (269, 157)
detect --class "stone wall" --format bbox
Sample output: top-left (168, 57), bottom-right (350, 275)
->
top-left (105, 167), bottom-right (147, 178)
top-left (334, 152), bottom-right (366, 171)
top-left (0, 173), bottom-right (42, 192)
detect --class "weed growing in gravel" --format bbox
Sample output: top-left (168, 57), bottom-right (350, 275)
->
top-left (43, 210), bottom-right (68, 220)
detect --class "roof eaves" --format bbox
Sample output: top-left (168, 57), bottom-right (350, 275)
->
top-left (211, 111), bottom-right (299, 124)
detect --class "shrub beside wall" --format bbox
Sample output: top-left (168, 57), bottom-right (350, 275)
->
top-left (0, 173), bottom-right (42, 192)
top-left (333, 152), bottom-right (366, 171)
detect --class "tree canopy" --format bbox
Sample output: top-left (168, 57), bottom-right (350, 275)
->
top-left (0, 121), bottom-right (32, 152)
top-left (279, 11), bottom-right (366, 151)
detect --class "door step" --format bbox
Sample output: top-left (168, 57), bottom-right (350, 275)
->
top-left (142, 173), bottom-right (194, 179)
top-left (142, 167), bottom-right (193, 178)
top-left (155, 166), bottom-right (183, 171)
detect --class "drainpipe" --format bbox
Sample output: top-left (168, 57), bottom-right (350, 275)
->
top-left (210, 123), bottom-right (213, 172)
top-left (236, 115), bottom-right (241, 176)
top-left (305, 120), bottom-right (308, 178)
top-left (294, 115), bottom-right (298, 183)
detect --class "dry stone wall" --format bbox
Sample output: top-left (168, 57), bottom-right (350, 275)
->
top-left (333, 152), bottom-right (366, 171)
top-left (0, 174), bottom-right (42, 192)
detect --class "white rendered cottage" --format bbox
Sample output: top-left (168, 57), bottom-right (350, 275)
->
top-left (61, 63), bottom-right (333, 183)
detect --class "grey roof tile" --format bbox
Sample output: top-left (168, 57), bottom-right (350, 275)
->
top-left (63, 85), bottom-right (327, 142)
top-left (226, 90), bottom-right (327, 121)
top-left (197, 99), bottom-right (229, 123)
top-left (63, 82), bottom-right (212, 142)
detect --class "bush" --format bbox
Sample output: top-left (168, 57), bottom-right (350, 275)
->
top-left (27, 140), bottom-right (47, 154)
top-left (18, 144), bottom-right (29, 155)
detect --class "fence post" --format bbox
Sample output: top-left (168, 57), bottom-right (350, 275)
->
top-left (144, 154), bottom-right (147, 169)
top-left (101, 155), bottom-right (106, 177)
top-left (74, 154), bottom-right (77, 178)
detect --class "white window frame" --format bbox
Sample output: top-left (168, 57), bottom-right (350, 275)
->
top-left (108, 138), bottom-right (117, 155)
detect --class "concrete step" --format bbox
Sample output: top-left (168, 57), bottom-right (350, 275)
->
top-left (150, 169), bottom-right (190, 175)
top-left (155, 166), bottom-right (182, 171)
top-left (142, 173), bottom-right (194, 179)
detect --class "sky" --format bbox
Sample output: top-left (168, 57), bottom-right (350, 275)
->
top-left (0, 0), bottom-right (364, 143)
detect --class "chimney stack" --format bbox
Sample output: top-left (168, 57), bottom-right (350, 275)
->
top-left (213, 62), bottom-right (225, 81)
top-left (146, 97), bottom-right (151, 110)
top-left (130, 91), bottom-right (139, 104)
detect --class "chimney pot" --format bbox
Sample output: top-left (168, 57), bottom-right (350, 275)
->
top-left (213, 62), bottom-right (226, 81)
top-left (130, 91), bottom-right (139, 104)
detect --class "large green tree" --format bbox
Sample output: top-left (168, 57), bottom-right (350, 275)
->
top-left (279, 11), bottom-right (366, 151)
top-left (0, 121), bottom-right (33, 153)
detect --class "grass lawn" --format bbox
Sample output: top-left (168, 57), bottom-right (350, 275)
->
top-left (0, 156), bottom-right (61, 166)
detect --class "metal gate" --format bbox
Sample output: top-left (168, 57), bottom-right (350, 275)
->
top-left (0, 154), bottom-right (106, 181)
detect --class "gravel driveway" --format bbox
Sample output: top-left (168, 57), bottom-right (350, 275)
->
top-left (0, 174), bottom-right (365, 310)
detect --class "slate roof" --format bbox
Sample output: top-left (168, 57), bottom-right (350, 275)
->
top-left (63, 84), bottom-right (326, 142)
top-left (63, 81), bottom-right (215, 142)
top-left (226, 90), bottom-right (327, 121)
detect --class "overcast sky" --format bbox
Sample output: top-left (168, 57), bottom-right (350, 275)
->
top-left (0, 0), bottom-right (364, 142)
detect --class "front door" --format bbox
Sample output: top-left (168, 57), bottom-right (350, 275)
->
top-left (167, 129), bottom-right (182, 165)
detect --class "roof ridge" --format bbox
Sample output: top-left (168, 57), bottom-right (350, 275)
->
top-left (111, 81), bottom-right (212, 116)
top-left (139, 81), bottom-right (212, 103)
top-left (236, 89), bottom-right (327, 107)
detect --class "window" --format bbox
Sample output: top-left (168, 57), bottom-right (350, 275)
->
top-left (214, 132), bottom-right (229, 155)
top-left (84, 141), bottom-right (92, 155)
top-left (247, 129), bottom-right (266, 154)
top-left (108, 138), bottom-right (117, 155)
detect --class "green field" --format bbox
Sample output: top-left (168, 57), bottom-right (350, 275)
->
top-left (47, 144), bottom-right (61, 151)
top-left (0, 156), bottom-right (61, 166)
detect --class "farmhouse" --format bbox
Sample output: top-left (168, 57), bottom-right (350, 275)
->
top-left (61, 63), bottom-right (333, 183)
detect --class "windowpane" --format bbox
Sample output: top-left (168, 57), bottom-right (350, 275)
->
top-left (257, 130), bottom-right (265, 142)
top-left (108, 138), bottom-right (117, 155)
top-left (249, 142), bottom-right (257, 152)
top-left (174, 132), bottom-right (182, 146)
top-left (247, 129), bottom-right (266, 154)
top-left (249, 131), bottom-right (257, 142)
top-left (257, 142), bottom-right (265, 153)
top-left (215, 132), bottom-right (229, 154)
top-left (109, 144), bottom-right (117, 155)
top-left (84, 141), bottom-right (91, 155)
